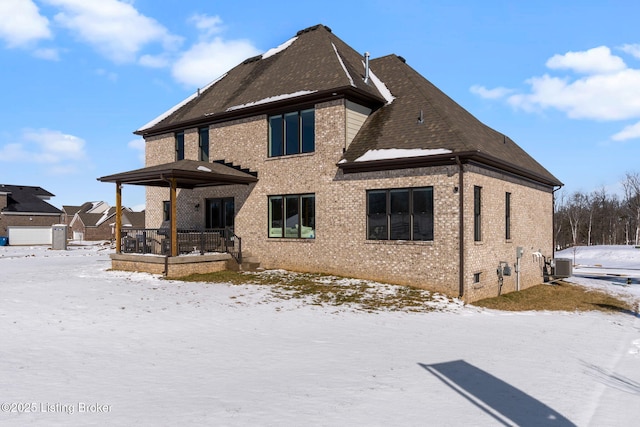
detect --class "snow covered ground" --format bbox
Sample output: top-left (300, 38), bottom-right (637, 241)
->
top-left (1, 244), bottom-right (639, 426)
top-left (558, 245), bottom-right (640, 305)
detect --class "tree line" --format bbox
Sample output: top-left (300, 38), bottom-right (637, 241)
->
top-left (554, 172), bottom-right (640, 248)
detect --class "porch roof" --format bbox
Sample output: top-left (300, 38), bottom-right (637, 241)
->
top-left (97, 159), bottom-right (258, 188)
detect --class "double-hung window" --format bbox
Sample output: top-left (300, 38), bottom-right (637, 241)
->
top-left (268, 109), bottom-right (315, 157)
top-left (367, 187), bottom-right (433, 241)
top-left (175, 131), bottom-right (185, 160)
top-left (268, 194), bottom-right (315, 238)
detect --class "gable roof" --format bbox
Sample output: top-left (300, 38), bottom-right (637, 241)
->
top-left (74, 207), bottom-right (145, 228)
top-left (63, 201), bottom-right (110, 216)
top-left (136, 24), bottom-right (386, 136)
top-left (0, 184), bottom-right (62, 215)
top-left (339, 55), bottom-right (562, 186)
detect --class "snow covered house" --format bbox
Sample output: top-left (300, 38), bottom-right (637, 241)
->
top-left (100, 24), bottom-right (562, 301)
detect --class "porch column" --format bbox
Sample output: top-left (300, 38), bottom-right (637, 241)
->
top-left (115, 181), bottom-right (122, 253)
top-left (170, 178), bottom-right (178, 257)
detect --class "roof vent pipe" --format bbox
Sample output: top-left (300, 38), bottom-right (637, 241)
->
top-left (364, 52), bottom-right (370, 84)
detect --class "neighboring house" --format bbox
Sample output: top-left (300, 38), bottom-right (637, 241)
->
top-left (63, 201), bottom-right (111, 239)
top-left (0, 184), bottom-right (63, 243)
top-left (69, 205), bottom-right (145, 241)
top-left (112, 24), bottom-right (562, 301)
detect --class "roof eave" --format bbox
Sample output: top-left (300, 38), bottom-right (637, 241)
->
top-left (135, 87), bottom-right (386, 137)
top-left (338, 151), bottom-right (563, 188)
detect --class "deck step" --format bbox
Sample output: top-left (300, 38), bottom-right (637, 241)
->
top-left (239, 252), bottom-right (261, 271)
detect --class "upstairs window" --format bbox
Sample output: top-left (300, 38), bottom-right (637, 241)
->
top-left (268, 109), bottom-right (315, 157)
top-left (175, 131), bottom-right (185, 161)
top-left (199, 127), bottom-right (209, 162)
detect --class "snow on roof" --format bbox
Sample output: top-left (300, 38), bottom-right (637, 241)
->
top-left (354, 148), bottom-right (452, 162)
top-left (95, 209), bottom-right (113, 227)
top-left (197, 165), bottom-right (212, 172)
top-left (261, 36), bottom-right (298, 60)
top-left (226, 90), bottom-right (317, 112)
top-left (332, 43), bottom-right (355, 87)
top-left (364, 62), bottom-right (395, 104)
top-left (136, 74), bottom-right (228, 132)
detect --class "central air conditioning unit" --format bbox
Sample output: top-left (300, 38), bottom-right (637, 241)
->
top-left (552, 258), bottom-right (573, 279)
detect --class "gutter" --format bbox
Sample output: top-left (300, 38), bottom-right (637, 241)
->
top-left (338, 150), bottom-right (563, 188)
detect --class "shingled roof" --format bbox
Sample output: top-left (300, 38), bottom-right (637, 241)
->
top-left (340, 55), bottom-right (562, 186)
top-left (134, 24), bottom-right (561, 187)
top-left (0, 184), bottom-right (62, 214)
top-left (136, 24), bottom-right (386, 136)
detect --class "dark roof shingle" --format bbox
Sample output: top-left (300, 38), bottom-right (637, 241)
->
top-left (0, 184), bottom-right (62, 214)
top-left (341, 55), bottom-right (562, 186)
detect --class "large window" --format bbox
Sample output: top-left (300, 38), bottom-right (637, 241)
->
top-left (505, 192), bottom-right (511, 240)
top-left (175, 131), bottom-right (185, 160)
top-left (199, 127), bottom-right (209, 162)
top-left (367, 187), bottom-right (433, 241)
top-left (268, 194), bottom-right (315, 238)
top-left (474, 186), bottom-right (482, 242)
top-left (268, 109), bottom-right (315, 157)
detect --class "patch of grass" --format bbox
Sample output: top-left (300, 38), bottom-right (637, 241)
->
top-left (176, 270), bottom-right (459, 313)
top-left (472, 281), bottom-right (636, 314)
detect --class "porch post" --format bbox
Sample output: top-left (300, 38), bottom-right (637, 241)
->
top-left (115, 181), bottom-right (122, 253)
top-left (170, 178), bottom-right (178, 257)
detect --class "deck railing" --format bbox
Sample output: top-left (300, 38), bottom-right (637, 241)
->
top-left (119, 228), bottom-right (241, 262)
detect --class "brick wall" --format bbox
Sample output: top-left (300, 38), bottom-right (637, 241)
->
top-left (0, 214), bottom-right (62, 236)
top-left (142, 99), bottom-right (555, 301)
top-left (462, 166), bottom-right (554, 301)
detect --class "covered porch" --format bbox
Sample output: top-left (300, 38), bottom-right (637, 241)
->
top-left (98, 159), bottom-right (257, 276)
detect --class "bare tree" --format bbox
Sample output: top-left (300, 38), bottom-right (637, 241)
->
top-left (566, 192), bottom-right (587, 247)
top-left (622, 172), bottom-right (640, 245)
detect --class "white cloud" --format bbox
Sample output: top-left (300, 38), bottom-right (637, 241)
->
top-left (470, 85), bottom-right (514, 99)
top-left (473, 44), bottom-right (640, 141)
top-left (506, 69), bottom-right (640, 121)
top-left (33, 47), bottom-right (60, 60)
top-left (139, 54), bottom-right (170, 68)
top-left (170, 14), bottom-right (259, 88)
top-left (189, 14), bottom-right (223, 40)
top-left (95, 68), bottom-right (118, 81)
top-left (172, 38), bottom-right (260, 87)
top-left (43, 0), bottom-right (182, 63)
top-left (612, 121), bottom-right (640, 141)
top-left (128, 138), bottom-right (145, 163)
top-left (546, 46), bottom-right (626, 74)
top-left (23, 128), bottom-right (87, 161)
top-left (0, 0), bottom-right (51, 47)
top-left (0, 129), bottom-right (88, 174)
top-left (620, 43), bottom-right (640, 59)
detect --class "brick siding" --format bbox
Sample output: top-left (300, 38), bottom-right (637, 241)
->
top-left (141, 99), bottom-right (554, 302)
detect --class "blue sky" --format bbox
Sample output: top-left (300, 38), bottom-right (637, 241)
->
top-left (1, 0), bottom-right (639, 210)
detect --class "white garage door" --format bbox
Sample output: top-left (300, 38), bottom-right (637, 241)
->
top-left (7, 226), bottom-right (52, 245)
